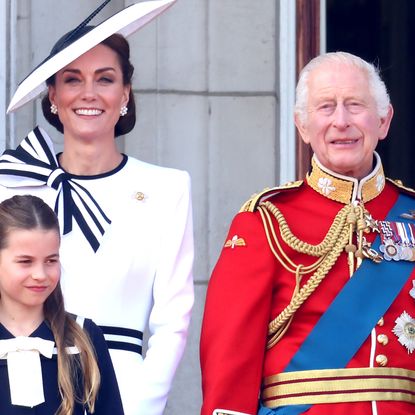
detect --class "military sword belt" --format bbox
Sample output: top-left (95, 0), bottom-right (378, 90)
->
top-left (98, 325), bottom-right (143, 355)
top-left (261, 367), bottom-right (415, 408)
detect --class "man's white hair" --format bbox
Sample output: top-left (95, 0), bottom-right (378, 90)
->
top-left (294, 51), bottom-right (390, 124)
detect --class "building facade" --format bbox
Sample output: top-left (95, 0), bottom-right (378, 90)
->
top-left (1, 1), bottom-right (304, 413)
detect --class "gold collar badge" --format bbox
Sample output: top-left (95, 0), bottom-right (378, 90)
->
top-left (307, 153), bottom-right (385, 204)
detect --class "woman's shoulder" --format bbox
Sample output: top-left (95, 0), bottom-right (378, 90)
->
top-left (125, 156), bottom-right (191, 186)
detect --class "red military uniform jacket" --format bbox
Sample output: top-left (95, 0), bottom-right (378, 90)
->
top-left (200, 154), bottom-right (415, 415)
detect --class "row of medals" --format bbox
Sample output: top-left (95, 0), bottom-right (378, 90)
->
top-left (362, 211), bottom-right (415, 262)
top-left (360, 211), bottom-right (415, 354)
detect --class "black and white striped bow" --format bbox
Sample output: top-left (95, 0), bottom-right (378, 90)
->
top-left (0, 126), bottom-right (111, 252)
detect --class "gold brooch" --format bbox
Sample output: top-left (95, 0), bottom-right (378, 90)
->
top-left (224, 235), bottom-right (246, 249)
top-left (135, 192), bottom-right (145, 201)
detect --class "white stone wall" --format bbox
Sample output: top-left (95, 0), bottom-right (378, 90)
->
top-left (6, 1), bottom-right (281, 413)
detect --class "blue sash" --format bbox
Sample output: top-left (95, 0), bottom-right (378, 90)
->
top-left (259, 194), bottom-right (415, 415)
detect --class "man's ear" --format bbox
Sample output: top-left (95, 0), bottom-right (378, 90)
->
top-left (378, 104), bottom-right (394, 141)
top-left (294, 113), bottom-right (310, 144)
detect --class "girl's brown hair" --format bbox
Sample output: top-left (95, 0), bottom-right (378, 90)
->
top-left (0, 195), bottom-right (101, 414)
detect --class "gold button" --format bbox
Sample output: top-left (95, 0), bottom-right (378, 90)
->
top-left (377, 334), bottom-right (389, 345)
top-left (377, 317), bottom-right (384, 327)
top-left (135, 192), bottom-right (145, 201)
top-left (375, 354), bottom-right (388, 366)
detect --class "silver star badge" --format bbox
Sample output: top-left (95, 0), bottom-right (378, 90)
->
top-left (392, 311), bottom-right (415, 353)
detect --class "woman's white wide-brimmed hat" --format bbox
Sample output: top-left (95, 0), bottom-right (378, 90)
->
top-left (7, 0), bottom-right (176, 113)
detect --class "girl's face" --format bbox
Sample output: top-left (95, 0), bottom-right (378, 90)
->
top-left (48, 43), bottom-right (130, 142)
top-left (0, 228), bottom-right (60, 318)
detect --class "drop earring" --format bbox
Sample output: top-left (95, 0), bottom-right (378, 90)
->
top-left (120, 106), bottom-right (128, 116)
top-left (50, 104), bottom-right (58, 114)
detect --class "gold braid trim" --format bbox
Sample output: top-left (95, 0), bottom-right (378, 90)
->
top-left (261, 201), bottom-right (351, 257)
top-left (386, 177), bottom-right (415, 196)
top-left (258, 202), bottom-right (358, 349)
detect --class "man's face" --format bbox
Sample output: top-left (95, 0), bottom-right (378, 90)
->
top-left (295, 62), bottom-right (393, 179)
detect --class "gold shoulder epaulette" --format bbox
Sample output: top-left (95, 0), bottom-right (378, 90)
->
top-left (239, 180), bottom-right (303, 213)
top-left (386, 177), bottom-right (415, 197)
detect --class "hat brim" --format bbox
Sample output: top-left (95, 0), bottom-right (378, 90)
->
top-left (7, 0), bottom-right (176, 113)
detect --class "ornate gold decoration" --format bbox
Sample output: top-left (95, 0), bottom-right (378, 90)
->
top-left (224, 235), bottom-right (246, 249)
top-left (258, 199), bottom-right (380, 349)
top-left (307, 156), bottom-right (385, 204)
top-left (262, 367), bottom-right (415, 407)
top-left (387, 177), bottom-right (415, 196)
top-left (239, 182), bottom-right (303, 213)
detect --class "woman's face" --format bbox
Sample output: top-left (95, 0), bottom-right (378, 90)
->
top-left (0, 228), bottom-right (60, 318)
top-left (49, 44), bottom-right (130, 142)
